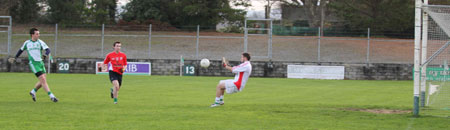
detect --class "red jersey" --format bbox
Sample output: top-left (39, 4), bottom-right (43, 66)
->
top-left (103, 52), bottom-right (127, 75)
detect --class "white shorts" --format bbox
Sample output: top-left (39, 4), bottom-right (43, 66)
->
top-left (220, 79), bottom-right (239, 94)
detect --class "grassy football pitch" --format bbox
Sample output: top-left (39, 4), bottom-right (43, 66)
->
top-left (0, 73), bottom-right (448, 129)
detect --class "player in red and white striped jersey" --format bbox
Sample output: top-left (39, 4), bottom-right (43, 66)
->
top-left (211, 53), bottom-right (252, 107)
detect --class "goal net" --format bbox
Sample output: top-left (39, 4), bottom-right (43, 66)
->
top-left (420, 5), bottom-right (450, 117)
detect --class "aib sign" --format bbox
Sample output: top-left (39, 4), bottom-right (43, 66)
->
top-left (96, 62), bottom-right (151, 75)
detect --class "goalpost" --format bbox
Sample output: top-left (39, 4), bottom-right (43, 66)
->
top-left (0, 16), bottom-right (12, 55)
top-left (244, 18), bottom-right (273, 59)
top-left (414, 0), bottom-right (450, 117)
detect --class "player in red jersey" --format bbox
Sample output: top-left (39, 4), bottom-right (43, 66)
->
top-left (101, 41), bottom-right (127, 104)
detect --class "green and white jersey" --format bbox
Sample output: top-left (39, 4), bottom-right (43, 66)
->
top-left (20, 39), bottom-right (49, 62)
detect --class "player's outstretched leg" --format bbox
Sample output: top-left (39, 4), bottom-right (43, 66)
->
top-left (211, 82), bottom-right (226, 107)
top-left (110, 87), bottom-right (114, 99)
top-left (219, 95), bottom-right (224, 105)
top-left (39, 74), bottom-right (58, 102)
top-left (112, 80), bottom-right (120, 104)
top-left (29, 81), bottom-right (42, 102)
top-left (50, 94), bottom-right (58, 102)
top-left (219, 85), bottom-right (225, 105)
top-left (29, 91), bottom-right (36, 102)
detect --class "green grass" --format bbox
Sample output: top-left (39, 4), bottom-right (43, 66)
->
top-left (0, 73), bottom-right (448, 129)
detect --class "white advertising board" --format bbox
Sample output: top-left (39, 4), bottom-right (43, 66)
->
top-left (287, 65), bottom-right (345, 80)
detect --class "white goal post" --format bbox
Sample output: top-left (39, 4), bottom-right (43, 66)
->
top-left (244, 18), bottom-right (273, 59)
top-left (414, 0), bottom-right (450, 117)
top-left (0, 16), bottom-right (12, 55)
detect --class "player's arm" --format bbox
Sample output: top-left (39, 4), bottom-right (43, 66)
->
top-left (101, 63), bottom-right (108, 71)
top-left (102, 55), bottom-right (110, 71)
top-left (42, 48), bottom-right (50, 61)
top-left (101, 62), bottom-right (108, 71)
top-left (40, 41), bottom-right (51, 60)
top-left (8, 49), bottom-right (23, 63)
top-left (224, 64), bottom-right (233, 72)
top-left (122, 55), bottom-right (128, 72)
top-left (222, 57), bottom-right (233, 71)
top-left (15, 49), bottom-right (24, 58)
top-left (8, 42), bottom-right (27, 63)
top-left (122, 65), bottom-right (127, 72)
top-left (231, 63), bottom-right (249, 73)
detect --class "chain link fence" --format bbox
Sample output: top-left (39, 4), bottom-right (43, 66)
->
top-left (6, 24), bottom-right (414, 63)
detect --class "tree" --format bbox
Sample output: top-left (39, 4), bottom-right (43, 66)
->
top-left (87, 0), bottom-right (117, 24)
top-left (46, 0), bottom-right (88, 24)
top-left (259, 0), bottom-right (282, 19)
top-left (121, 0), bottom-right (247, 28)
top-left (171, 0), bottom-right (246, 27)
top-left (281, 0), bottom-right (332, 27)
top-left (328, 0), bottom-right (414, 37)
top-left (0, 0), bottom-right (12, 16)
top-left (121, 0), bottom-right (169, 23)
top-left (9, 0), bottom-right (42, 23)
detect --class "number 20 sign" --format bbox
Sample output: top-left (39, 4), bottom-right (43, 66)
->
top-left (57, 61), bottom-right (70, 73)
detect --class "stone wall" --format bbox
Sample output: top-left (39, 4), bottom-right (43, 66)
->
top-left (0, 58), bottom-right (413, 80)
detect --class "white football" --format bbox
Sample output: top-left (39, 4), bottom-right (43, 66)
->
top-left (200, 59), bottom-right (210, 68)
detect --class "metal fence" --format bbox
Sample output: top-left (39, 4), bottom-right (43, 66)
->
top-left (5, 24), bottom-right (414, 63)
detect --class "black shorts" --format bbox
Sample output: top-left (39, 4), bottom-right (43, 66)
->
top-left (109, 71), bottom-right (123, 86)
top-left (35, 71), bottom-right (44, 77)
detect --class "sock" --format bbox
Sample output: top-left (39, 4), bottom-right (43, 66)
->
top-left (48, 92), bottom-right (55, 98)
top-left (215, 97), bottom-right (220, 104)
top-left (114, 98), bottom-right (118, 102)
top-left (31, 88), bottom-right (37, 94)
top-left (219, 95), bottom-right (224, 101)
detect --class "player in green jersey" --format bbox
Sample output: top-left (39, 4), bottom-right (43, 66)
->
top-left (8, 28), bottom-right (58, 102)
